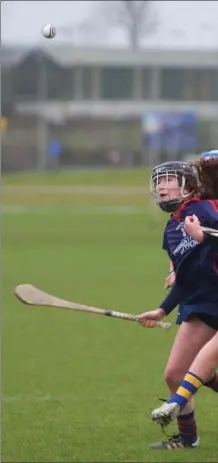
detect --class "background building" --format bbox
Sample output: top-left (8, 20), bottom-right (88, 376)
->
top-left (1, 45), bottom-right (218, 171)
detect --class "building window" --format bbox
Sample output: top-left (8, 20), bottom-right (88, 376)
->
top-left (102, 67), bottom-right (134, 100)
top-left (182, 69), bottom-right (218, 101)
top-left (142, 68), bottom-right (152, 99)
top-left (161, 67), bottom-right (218, 102)
top-left (47, 61), bottom-right (74, 100)
top-left (181, 69), bottom-right (196, 100)
top-left (212, 70), bottom-right (218, 101)
top-left (81, 67), bottom-right (93, 99)
top-left (160, 68), bottom-right (184, 100)
top-left (195, 69), bottom-right (218, 101)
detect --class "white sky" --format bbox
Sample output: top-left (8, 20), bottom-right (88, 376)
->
top-left (1, 0), bottom-right (218, 48)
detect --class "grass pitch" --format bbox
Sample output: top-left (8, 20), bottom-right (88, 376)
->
top-left (2, 169), bottom-right (217, 462)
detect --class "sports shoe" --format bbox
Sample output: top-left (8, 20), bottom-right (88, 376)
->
top-left (148, 434), bottom-right (200, 450)
top-left (152, 402), bottom-right (181, 426)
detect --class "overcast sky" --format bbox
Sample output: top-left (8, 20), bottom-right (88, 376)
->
top-left (1, 0), bottom-right (218, 48)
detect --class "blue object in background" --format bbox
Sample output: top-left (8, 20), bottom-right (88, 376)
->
top-left (48, 140), bottom-right (62, 158)
top-left (142, 111), bottom-right (197, 152)
top-left (201, 150), bottom-right (218, 159)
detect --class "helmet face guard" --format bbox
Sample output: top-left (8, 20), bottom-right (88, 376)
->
top-left (150, 161), bottom-right (197, 213)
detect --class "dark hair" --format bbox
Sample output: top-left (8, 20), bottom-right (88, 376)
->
top-left (184, 174), bottom-right (198, 195)
top-left (190, 158), bottom-right (218, 199)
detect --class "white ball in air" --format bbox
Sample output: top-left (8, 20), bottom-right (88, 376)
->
top-left (42, 24), bottom-right (56, 39)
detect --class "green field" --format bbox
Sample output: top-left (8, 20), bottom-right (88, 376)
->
top-left (2, 169), bottom-right (217, 462)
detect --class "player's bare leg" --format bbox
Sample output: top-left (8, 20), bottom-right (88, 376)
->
top-left (148, 317), bottom-right (215, 449)
top-left (152, 331), bottom-right (218, 429)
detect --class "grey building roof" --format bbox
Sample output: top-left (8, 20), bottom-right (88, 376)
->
top-left (47, 46), bottom-right (218, 68)
top-left (1, 45), bottom-right (218, 68)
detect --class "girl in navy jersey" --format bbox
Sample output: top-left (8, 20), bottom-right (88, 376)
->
top-left (138, 155), bottom-right (218, 450)
top-left (151, 212), bottom-right (218, 428)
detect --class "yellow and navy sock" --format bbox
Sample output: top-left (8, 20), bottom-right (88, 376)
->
top-left (168, 371), bottom-right (203, 411)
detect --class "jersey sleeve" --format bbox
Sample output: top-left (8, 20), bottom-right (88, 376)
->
top-left (159, 282), bottom-right (183, 315)
top-left (184, 200), bottom-right (218, 229)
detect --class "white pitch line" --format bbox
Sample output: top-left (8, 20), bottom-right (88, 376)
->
top-left (2, 205), bottom-right (147, 215)
top-left (2, 394), bottom-right (107, 403)
top-left (3, 185), bottom-right (147, 195)
top-left (2, 395), bottom-right (70, 403)
top-left (2, 204), bottom-right (162, 222)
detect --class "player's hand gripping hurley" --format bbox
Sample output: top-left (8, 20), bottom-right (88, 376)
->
top-left (14, 284), bottom-right (171, 330)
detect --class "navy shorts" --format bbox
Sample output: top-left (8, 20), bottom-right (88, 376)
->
top-left (178, 302), bottom-right (218, 331)
top-left (187, 313), bottom-right (218, 331)
top-left (176, 303), bottom-right (185, 325)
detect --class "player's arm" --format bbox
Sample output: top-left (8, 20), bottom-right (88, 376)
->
top-left (183, 214), bottom-right (218, 243)
top-left (164, 260), bottom-right (175, 289)
top-left (159, 281), bottom-right (183, 315)
top-left (138, 225), bottom-right (180, 327)
top-left (184, 200), bottom-right (218, 243)
top-left (162, 227), bottom-right (175, 289)
top-left (138, 282), bottom-right (183, 327)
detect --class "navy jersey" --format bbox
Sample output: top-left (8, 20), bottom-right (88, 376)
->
top-left (162, 197), bottom-right (218, 308)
